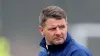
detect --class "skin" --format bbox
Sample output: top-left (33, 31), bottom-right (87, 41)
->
top-left (39, 18), bottom-right (68, 45)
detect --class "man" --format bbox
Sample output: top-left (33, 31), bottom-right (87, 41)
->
top-left (38, 6), bottom-right (92, 56)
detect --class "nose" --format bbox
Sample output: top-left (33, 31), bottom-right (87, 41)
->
top-left (55, 27), bottom-right (61, 35)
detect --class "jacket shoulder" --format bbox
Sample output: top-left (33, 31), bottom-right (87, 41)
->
top-left (38, 48), bottom-right (48, 56)
top-left (66, 40), bottom-right (92, 56)
top-left (70, 49), bottom-right (92, 56)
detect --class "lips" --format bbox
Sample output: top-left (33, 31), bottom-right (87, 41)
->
top-left (55, 39), bottom-right (61, 41)
top-left (54, 37), bottom-right (63, 41)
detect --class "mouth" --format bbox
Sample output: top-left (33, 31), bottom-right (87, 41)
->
top-left (54, 37), bottom-right (63, 41)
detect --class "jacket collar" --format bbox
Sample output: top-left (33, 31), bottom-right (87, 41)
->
top-left (39, 32), bottom-right (72, 52)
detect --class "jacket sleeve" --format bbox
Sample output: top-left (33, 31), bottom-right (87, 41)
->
top-left (71, 50), bottom-right (92, 56)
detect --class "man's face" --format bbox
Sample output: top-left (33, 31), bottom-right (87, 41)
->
top-left (39, 18), bottom-right (68, 45)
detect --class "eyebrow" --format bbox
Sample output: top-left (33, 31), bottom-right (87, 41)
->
top-left (49, 24), bottom-right (65, 27)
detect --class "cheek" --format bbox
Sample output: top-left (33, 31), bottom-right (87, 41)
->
top-left (47, 33), bottom-right (54, 38)
top-left (62, 29), bottom-right (67, 38)
top-left (44, 32), bottom-right (54, 39)
top-left (43, 31), bottom-right (50, 37)
top-left (62, 29), bottom-right (67, 34)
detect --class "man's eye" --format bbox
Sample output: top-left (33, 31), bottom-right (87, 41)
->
top-left (50, 28), bottom-right (56, 30)
top-left (59, 25), bottom-right (65, 29)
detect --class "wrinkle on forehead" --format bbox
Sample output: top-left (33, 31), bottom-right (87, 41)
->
top-left (45, 18), bottom-right (66, 27)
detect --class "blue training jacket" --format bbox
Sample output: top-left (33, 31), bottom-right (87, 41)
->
top-left (38, 33), bottom-right (92, 56)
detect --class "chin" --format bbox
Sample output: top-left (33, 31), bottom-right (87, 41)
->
top-left (54, 41), bottom-right (64, 45)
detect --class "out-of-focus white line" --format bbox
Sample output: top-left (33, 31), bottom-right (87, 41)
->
top-left (70, 23), bottom-right (100, 47)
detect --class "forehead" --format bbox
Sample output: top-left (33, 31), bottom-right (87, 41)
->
top-left (45, 18), bottom-right (66, 27)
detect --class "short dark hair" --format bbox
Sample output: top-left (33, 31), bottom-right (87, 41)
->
top-left (39, 6), bottom-right (67, 27)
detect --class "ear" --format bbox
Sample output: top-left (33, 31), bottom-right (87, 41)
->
top-left (66, 23), bottom-right (68, 29)
top-left (66, 22), bottom-right (68, 26)
top-left (38, 26), bottom-right (44, 36)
